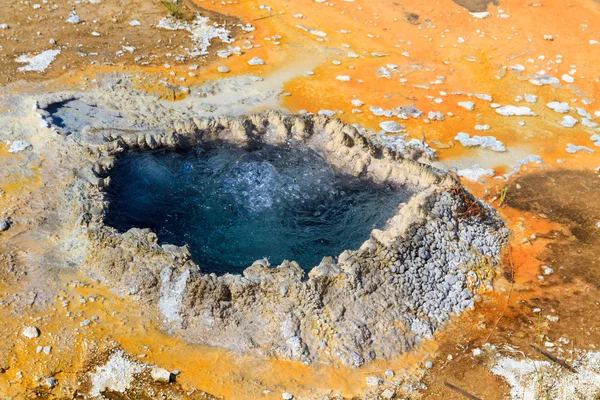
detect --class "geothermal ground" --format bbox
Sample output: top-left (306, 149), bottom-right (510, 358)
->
top-left (0, 0), bottom-right (599, 399)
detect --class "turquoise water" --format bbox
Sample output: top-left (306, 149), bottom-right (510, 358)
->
top-left (105, 143), bottom-right (412, 274)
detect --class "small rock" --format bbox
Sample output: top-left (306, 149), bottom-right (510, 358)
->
top-left (248, 57), bottom-right (265, 66)
top-left (45, 377), bottom-right (58, 388)
top-left (458, 101), bottom-right (475, 111)
top-left (425, 360), bottom-right (434, 369)
top-left (8, 140), bottom-right (32, 153)
top-left (150, 366), bottom-right (173, 383)
top-left (379, 121), bottom-right (405, 133)
top-left (23, 326), bottom-right (40, 339)
top-left (217, 66), bottom-right (230, 73)
top-left (282, 393), bottom-right (294, 400)
top-left (129, 20), bottom-right (141, 27)
top-left (0, 220), bottom-right (9, 232)
top-left (384, 369), bottom-right (394, 377)
top-left (366, 376), bottom-right (383, 386)
top-left (66, 12), bottom-right (80, 24)
top-left (381, 388), bottom-right (395, 399)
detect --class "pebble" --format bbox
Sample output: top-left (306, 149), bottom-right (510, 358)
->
top-left (458, 101), bottom-right (475, 111)
top-left (561, 116), bottom-right (578, 128)
top-left (23, 326), bottom-right (40, 339)
top-left (282, 393), bottom-right (294, 400)
top-left (150, 366), bottom-right (173, 383)
top-left (366, 376), bottom-right (383, 386)
top-left (218, 66), bottom-right (230, 73)
top-left (379, 121), bottom-right (405, 133)
top-left (247, 57), bottom-right (265, 66)
top-left (425, 360), bottom-right (434, 369)
top-left (0, 220), bottom-right (8, 232)
top-left (45, 377), bottom-right (58, 388)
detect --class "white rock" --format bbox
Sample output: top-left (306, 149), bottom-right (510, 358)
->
top-left (458, 101), bottom-right (475, 111)
top-left (566, 144), bottom-right (594, 153)
top-left (129, 20), bottom-right (141, 26)
top-left (91, 31), bottom-right (101, 37)
top-left (454, 132), bottom-right (506, 152)
top-left (351, 99), bottom-right (364, 107)
top-left (471, 12), bottom-right (490, 19)
top-left (376, 67), bottom-right (391, 79)
top-left (495, 105), bottom-right (536, 116)
top-left (475, 124), bottom-right (491, 131)
top-left (150, 366), bottom-right (172, 383)
top-left (561, 116), bottom-right (578, 128)
top-left (318, 110), bottom-right (336, 117)
top-left (45, 377), bottom-right (58, 388)
top-left (577, 108), bottom-right (592, 118)
top-left (0, 24), bottom-right (10, 29)
top-left (428, 111), bottom-right (445, 121)
top-left (90, 351), bottom-right (143, 396)
top-left (217, 66), bottom-right (230, 73)
top-left (524, 94), bottom-right (538, 103)
top-left (282, 393), bottom-right (294, 400)
top-left (247, 57), bottom-right (265, 66)
top-left (336, 75), bottom-right (351, 82)
top-left (591, 40), bottom-right (599, 45)
top-left (457, 165), bottom-right (495, 181)
top-left (66, 12), bottom-right (80, 24)
top-left (561, 74), bottom-right (574, 83)
top-left (366, 376), bottom-right (383, 386)
top-left (23, 326), bottom-right (40, 339)
top-left (547, 101), bottom-right (570, 113)
top-left (379, 121), bottom-right (405, 133)
top-left (591, 134), bottom-right (600, 146)
top-left (348, 52), bottom-right (359, 58)
top-left (476, 94), bottom-right (493, 101)
top-left (8, 140), bottom-right (32, 153)
top-left (581, 118), bottom-right (598, 128)
top-left (16, 50), bottom-right (61, 73)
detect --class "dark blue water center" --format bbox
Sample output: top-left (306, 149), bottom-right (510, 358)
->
top-left (105, 143), bottom-right (412, 274)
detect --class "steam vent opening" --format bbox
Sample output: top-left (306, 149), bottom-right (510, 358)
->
top-left (105, 142), bottom-right (414, 275)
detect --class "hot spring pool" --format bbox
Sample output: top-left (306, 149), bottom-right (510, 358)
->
top-left (105, 143), bottom-right (413, 274)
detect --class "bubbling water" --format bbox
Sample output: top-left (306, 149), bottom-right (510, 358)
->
top-left (105, 143), bottom-right (413, 274)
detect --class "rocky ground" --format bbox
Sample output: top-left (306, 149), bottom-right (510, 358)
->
top-left (1, 0), bottom-right (600, 399)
